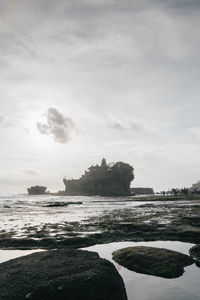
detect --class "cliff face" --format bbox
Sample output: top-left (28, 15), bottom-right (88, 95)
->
top-left (63, 159), bottom-right (134, 196)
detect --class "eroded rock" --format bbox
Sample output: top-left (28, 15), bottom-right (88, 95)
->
top-left (112, 246), bottom-right (194, 278)
top-left (0, 249), bottom-right (127, 300)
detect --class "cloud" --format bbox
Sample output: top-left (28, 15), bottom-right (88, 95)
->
top-left (0, 116), bottom-right (14, 128)
top-left (108, 120), bottom-right (143, 132)
top-left (187, 127), bottom-right (200, 139)
top-left (37, 108), bottom-right (75, 143)
top-left (23, 170), bottom-right (37, 176)
top-left (1, 0), bottom-right (200, 193)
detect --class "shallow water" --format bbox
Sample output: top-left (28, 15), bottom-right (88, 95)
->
top-left (0, 193), bottom-right (152, 237)
top-left (0, 193), bottom-right (200, 239)
top-left (84, 241), bottom-right (200, 300)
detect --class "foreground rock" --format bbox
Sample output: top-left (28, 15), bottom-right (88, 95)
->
top-left (112, 246), bottom-right (194, 278)
top-left (189, 244), bottom-right (200, 267)
top-left (0, 249), bottom-right (127, 300)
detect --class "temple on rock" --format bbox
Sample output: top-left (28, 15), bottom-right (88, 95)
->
top-left (63, 158), bottom-right (134, 196)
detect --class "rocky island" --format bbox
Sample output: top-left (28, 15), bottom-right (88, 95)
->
top-left (63, 158), bottom-right (134, 196)
top-left (27, 185), bottom-right (47, 195)
top-left (26, 159), bottom-right (134, 196)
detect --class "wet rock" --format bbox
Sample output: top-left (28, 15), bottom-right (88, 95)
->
top-left (189, 244), bottom-right (200, 265)
top-left (45, 201), bottom-right (82, 207)
top-left (112, 246), bottom-right (194, 278)
top-left (0, 249), bottom-right (127, 300)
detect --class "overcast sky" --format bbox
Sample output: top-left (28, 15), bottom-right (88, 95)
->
top-left (1, 0), bottom-right (200, 193)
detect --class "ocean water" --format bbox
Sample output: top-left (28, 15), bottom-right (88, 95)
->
top-left (1, 193), bottom-right (199, 238)
top-left (0, 193), bottom-right (149, 237)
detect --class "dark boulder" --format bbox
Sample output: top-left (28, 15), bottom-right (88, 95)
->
top-left (0, 249), bottom-right (127, 300)
top-left (45, 201), bottom-right (82, 207)
top-left (112, 246), bottom-right (194, 278)
top-left (189, 244), bottom-right (200, 267)
top-left (189, 243), bottom-right (200, 260)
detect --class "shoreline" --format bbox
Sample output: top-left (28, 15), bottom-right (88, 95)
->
top-left (0, 195), bottom-right (199, 250)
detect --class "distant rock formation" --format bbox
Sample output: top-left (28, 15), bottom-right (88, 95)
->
top-left (27, 185), bottom-right (47, 195)
top-left (0, 249), bottom-right (127, 300)
top-left (63, 158), bottom-right (134, 196)
top-left (130, 187), bottom-right (154, 195)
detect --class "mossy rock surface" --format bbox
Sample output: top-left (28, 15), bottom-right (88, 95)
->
top-left (112, 246), bottom-right (194, 278)
top-left (0, 249), bottom-right (127, 300)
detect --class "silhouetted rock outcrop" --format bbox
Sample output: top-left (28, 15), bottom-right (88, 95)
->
top-left (130, 187), bottom-right (154, 195)
top-left (27, 185), bottom-right (47, 195)
top-left (63, 158), bottom-right (134, 196)
top-left (0, 249), bottom-right (127, 300)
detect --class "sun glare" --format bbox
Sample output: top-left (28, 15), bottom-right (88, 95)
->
top-left (25, 111), bottom-right (53, 148)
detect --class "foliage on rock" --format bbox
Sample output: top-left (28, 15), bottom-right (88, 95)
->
top-left (63, 158), bottom-right (134, 196)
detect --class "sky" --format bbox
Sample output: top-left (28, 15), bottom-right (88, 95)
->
top-left (1, 0), bottom-right (200, 193)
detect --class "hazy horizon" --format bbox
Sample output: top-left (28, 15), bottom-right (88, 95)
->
top-left (1, 0), bottom-right (200, 193)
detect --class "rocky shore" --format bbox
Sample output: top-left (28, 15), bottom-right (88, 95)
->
top-left (0, 196), bottom-right (199, 249)
top-left (0, 195), bottom-right (200, 299)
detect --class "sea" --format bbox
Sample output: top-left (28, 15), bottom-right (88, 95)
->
top-left (0, 193), bottom-right (150, 237)
top-left (0, 193), bottom-right (199, 300)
